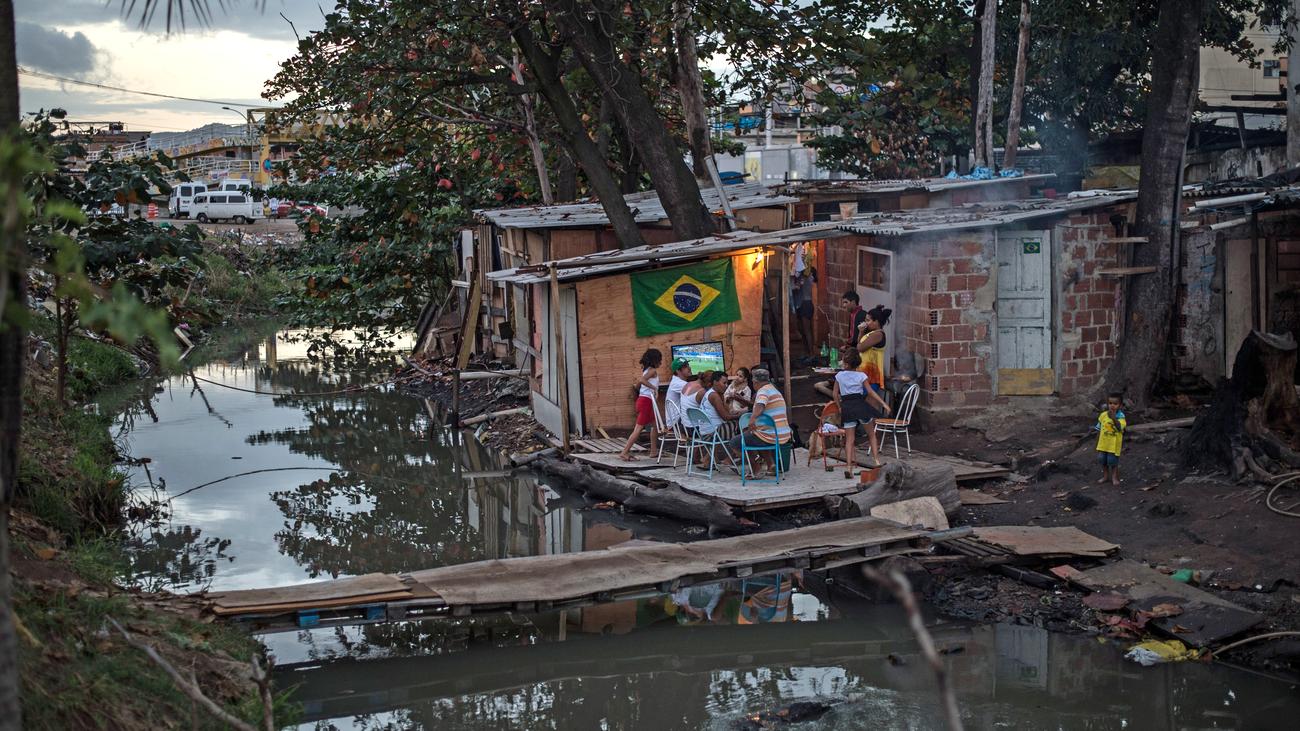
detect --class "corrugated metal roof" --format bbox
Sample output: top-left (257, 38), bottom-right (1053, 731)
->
top-left (833, 191), bottom-right (1136, 236)
top-left (487, 223), bottom-right (842, 285)
top-left (476, 181), bottom-right (797, 229)
top-left (779, 173), bottom-right (1056, 196)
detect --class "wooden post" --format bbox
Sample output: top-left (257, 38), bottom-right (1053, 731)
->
top-left (1289, 0), bottom-right (1300, 166)
top-left (779, 247), bottom-right (792, 406)
top-left (550, 265), bottom-right (571, 454)
top-left (450, 362), bottom-right (462, 429)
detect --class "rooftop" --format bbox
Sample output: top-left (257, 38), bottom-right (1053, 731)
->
top-left (778, 173), bottom-right (1057, 196)
top-left (475, 181), bottom-right (798, 230)
top-left (833, 190), bottom-right (1136, 236)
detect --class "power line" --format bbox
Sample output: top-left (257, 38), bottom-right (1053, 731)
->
top-left (18, 67), bottom-right (261, 108)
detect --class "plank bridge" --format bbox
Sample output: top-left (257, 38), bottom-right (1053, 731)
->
top-left (207, 518), bottom-right (969, 634)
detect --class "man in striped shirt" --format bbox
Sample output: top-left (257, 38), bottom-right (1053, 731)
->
top-left (726, 369), bottom-right (791, 475)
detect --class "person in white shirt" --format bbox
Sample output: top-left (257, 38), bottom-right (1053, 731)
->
top-left (620, 348), bottom-right (662, 461)
top-left (833, 350), bottom-right (891, 478)
top-left (665, 357), bottom-right (692, 427)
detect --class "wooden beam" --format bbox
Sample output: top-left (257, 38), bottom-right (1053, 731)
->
top-left (455, 267), bottom-right (482, 370)
top-left (1097, 266), bottom-right (1158, 276)
top-left (1101, 236), bottom-right (1149, 244)
top-left (780, 247), bottom-right (792, 406)
top-left (550, 265), bottom-right (571, 455)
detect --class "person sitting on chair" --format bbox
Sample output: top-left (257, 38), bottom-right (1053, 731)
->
top-left (724, 368), bottom-right (791, 477)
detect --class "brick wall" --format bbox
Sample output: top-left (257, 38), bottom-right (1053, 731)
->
top-left (573, 253), bottom-right (764, 432)
top-left (1056, 211), bottom-right (1125, 396)
top-left (909, 235), bottom-right (996, 408)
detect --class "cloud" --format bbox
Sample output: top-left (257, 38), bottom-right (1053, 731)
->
top-left (15, 22), bottom-right (102, 77)
top-left (14, 0), bottom-right (326, 42)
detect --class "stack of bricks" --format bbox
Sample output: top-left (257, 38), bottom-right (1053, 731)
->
top-left (909, 235), bottom-right (995, 408)
top-left (1057, 212), bottom-right (1125, 396)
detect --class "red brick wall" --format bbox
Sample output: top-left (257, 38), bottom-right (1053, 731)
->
top-left (911, 235), bottom-right (996, 408)
top-left (1056, 211), bottom-right (1125, 396)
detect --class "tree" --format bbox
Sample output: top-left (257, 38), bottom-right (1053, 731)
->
top-left (1002, 0), bottom-right (1030, 169)
top-left (973, 0), bottom-right (997, 168)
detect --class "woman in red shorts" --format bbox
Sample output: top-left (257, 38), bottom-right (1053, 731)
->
top-left (620, 348), bottom-right (663, 461)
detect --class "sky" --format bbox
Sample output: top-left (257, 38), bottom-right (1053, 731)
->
top-left (13, 0), bottom-right (327, 132)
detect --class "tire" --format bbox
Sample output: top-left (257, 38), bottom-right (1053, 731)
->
top-left (196, 213), bottom-right (208, 222)
top-left (233, 215), bottom-right (248, 225)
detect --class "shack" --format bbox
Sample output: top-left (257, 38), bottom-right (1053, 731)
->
top-left (1175, 179), bottom-right (1300, 385)
top-left (432, 182), bottom-right (798, 361)
top-left (486, 226), bottom-right (836, 438)
top-left (814, 192), bottom-right (1139, 407)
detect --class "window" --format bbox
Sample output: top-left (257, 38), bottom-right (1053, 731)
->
top-left (857, 249), bottom-right (891, 292)
top-left (1264, 59), bottom-right (1281, 78)
top-left (180, 186), bottom-right (192, 196)
top-left (229, 194), bottom-right (246, 203)
top-left (194, 195), bottom-right (206, 203)
top-left (211, 195), bottom-right (228, 203)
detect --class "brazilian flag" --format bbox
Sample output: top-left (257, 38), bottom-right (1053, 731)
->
top-left (630, 259), bottom-right (742, 337)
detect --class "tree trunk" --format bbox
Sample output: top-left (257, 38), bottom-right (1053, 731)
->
top-left (513, 27), bottom-right (647, 249)
top-left (510, 50), bottom-right (554, 205)
top-left (1003, 0), bottom-right (1030, 170)
top-left (0, 0), bottom-right (24, 725)
top-left (1183, 331), bottom-right (1300, 479)
top-left (1288, 0), bottom-right (1300, 166)
top-left (973, 0), bottom-right (997, 168)
top-left (552, 0), bottom-right (717, 241)
top-left (555, 150), bottom-right (578, 202)
top-left (529, 457), bottom-right (749, 534)
top-left (1102, 0), bottom-right (1201, 407)
top-left (673, 0), bottom-right (713, 180)
top-left (829, 462), bottom-right (961, 519)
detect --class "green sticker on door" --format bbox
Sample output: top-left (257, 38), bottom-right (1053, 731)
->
top-left (1023, 241), bottom-right (1041, 254)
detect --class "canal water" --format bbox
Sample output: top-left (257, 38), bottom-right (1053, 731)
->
top-left (101, 330), bottom-right (1299, 730)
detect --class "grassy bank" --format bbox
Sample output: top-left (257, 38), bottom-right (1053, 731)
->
top-left (12, 239), bottom-right (298, 729)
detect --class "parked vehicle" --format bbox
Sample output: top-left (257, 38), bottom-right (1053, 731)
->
top-left (275, 200), bottom-right (328, 218)
top-left (168, 183), bottom-right (208, 218)
top-left (215, 178), bottom-right (253, 193)
top-left (191, 192), bottom-right (263, 224)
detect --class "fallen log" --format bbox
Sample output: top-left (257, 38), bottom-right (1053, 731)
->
top-left (458, 369), bottom-right (528, 381)
top-left (529, 457), bottom-right (749, 534)
top-left (459, 406), bottom-right (530, 427)
top-left (831, 462), bottom-right (960, 520)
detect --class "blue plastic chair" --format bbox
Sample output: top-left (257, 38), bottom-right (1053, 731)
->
top-left (685, 407), bottom-right (733, 478)
top-left (738, 412), bottom-right (782, 485)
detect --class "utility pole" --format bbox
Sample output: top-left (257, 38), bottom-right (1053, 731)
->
top-left (1289, 0), bottom-right (1300, 166)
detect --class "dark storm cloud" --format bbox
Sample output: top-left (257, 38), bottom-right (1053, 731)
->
top-left (15, 21), bottom-right (100, 77)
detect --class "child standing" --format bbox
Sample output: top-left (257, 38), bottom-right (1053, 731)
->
top-left (620, 348), bottom-right (663, 462)
top-left (1095, 393), bottom-right (1126, 485)
top-left (833, 350), bottom-right (891, 477)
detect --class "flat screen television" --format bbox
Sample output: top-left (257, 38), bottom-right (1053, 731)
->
top-left (671, 341), bottom-right (725, 374)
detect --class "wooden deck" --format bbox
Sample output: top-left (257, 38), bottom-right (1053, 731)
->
top-left (637, 448), bottom-right (1009, 511)
top-left (206, 519), bottom-right (968, 632)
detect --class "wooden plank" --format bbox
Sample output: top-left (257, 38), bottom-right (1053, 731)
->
top-left (1098, 266), bottom-right (1158, 276)
top-left (1127, 416), bottom-right (1196, 433)
top-left (998, 368), bottom-right (1054, 395)
top-left (455, 267), bottom-right (483, 370)
top-left (208, 573), bottom-right (411, 611)
top-left (972, 526), bottom-right (1119, 557)
top-left (550, 266), bottom-right (570, 454)
top-left (571, 452), bottom-right (661, 471)
top-left (1101, 237), bottom-right (1149, 244)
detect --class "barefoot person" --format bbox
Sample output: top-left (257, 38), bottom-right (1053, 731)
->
top-left (856, 305), bottom-right (892, 398)
top-left (724, 368), bottom-right (791, 477)
top-left (833, 350), bottom-right (891, 477)
top-left (619, 348), bottom-right (662, 461)
top-left (1095, 393), bottom-right (1126, 485)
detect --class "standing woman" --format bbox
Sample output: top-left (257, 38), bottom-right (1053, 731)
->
top-left (619, 348), bottom-right (663, 461)
top-left (856, 305), bottom-right (892, 398)
top-left (834, 350), bottom-right (891, 476)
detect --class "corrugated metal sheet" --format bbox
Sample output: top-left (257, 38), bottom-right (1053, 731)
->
top-left (487, 223), bottom-right (842, 285)
top-left (476, 181), bottom-right (797, 229)
top-left (834, 192), bottom-right (1136, 236)
top-left (779, 173), bottom-right (1056, 196)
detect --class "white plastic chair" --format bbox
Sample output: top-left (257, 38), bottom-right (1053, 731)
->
top-left (655, 400), bottom-right (690, 467)
top-left (874, 383), bottom-right (920, 459)
top-left (685, 406), bottom-right (734, 478)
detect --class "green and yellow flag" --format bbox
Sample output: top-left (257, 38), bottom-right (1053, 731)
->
top-left (630, 259), bottom-right (742, 337)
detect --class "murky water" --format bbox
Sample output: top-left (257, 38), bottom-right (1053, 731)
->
top-left (103, 329), bottom-right (1300, 730)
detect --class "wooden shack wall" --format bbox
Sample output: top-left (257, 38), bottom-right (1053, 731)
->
top-left (574, 253), bottom-right (765, 431)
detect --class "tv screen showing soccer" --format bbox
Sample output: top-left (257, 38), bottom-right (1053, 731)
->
top-left (671, 341), bottom-right (725, 374)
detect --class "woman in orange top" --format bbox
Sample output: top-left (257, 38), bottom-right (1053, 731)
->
top-left (856, 305), bottom-right (891, 394)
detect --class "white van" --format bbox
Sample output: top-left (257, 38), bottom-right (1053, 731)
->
top-left (191, 192), bottom-right (263, 224)
top-left (215, 178), bottom-right (253, 193)
top-left (169, 183), bottom-right (208, 218)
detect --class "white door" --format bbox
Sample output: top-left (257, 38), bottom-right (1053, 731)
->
top-left (855, 246), bottom-right (895, 370)
top-left (996, 231), bottom-right (1053, 394)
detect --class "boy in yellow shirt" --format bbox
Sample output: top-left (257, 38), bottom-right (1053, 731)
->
top-left (1095, 393), bottom-right (1127, 486)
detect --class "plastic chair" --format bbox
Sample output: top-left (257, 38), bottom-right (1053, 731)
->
top-left (874, 383), bottom-right (920, 459)
top-left (655, 400), bottom-right (690, 467)
top-left (812, 401), bottom-right (848, 472)
top-left (738, 412), bottom-right (782, 485)
top-left (684, 407), bottom-right (733, 478)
